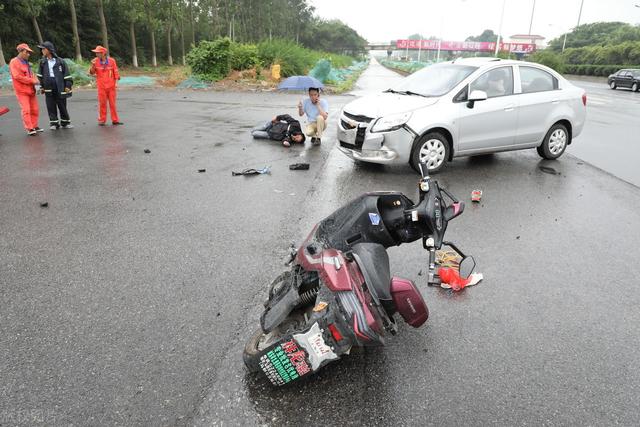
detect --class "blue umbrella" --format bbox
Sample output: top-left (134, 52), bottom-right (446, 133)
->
top-left (277, 75), bottom-right (324, 91)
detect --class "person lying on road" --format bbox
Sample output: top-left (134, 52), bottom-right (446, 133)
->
top-left (251, 114), bottom-right (306, 147)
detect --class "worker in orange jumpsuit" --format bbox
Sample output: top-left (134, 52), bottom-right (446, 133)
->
top-left (9, 43), bottom-right (42, 135)
top-left (89, 45), bottom-right (123, 126)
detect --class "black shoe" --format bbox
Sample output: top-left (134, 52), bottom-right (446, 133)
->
top-left (98, 122), bottom-right (106, 126)
top-left (27, 129), bottom-right (37, 136)
top-left (112, 121), bottom-right (124, 126)
top-left (35, 127), bottom-right (44, 133)
top-left (312, 137), bottom-right (321, 146)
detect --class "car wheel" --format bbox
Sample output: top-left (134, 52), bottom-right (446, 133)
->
top-left (632, 82), bottom-right (639, 92)
top-left (410, 132), bottom-right (450, 174)
top-left (537, 123), bottom-right (569, 160)
top-left (610, 80), bottom-right (617, 89)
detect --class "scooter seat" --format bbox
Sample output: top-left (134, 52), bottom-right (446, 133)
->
top-left (352, 243), bottom-right (392, 303)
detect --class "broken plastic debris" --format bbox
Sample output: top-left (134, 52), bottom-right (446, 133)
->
top-left (231, 166), bottom-right (271, 176)
top-left (39, 202), bottom-right (48, 208)
top-left (144, 149), bottom-right (151, 154)
top-left (198, 169), bottom-right (206, 173)
top-left (471, 190), bottom-right (482, 202)
top-left (438, 268), bottom-right (483, 291)
top-left (289, 163), bottom-right (310, 170)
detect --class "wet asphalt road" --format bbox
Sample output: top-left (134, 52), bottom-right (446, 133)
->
top-left (1, 60), bottom-right (640, 426)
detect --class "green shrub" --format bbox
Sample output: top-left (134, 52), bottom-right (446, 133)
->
top-left (529, 50), bottom-right (565, 73)
top-left (230, 42), bottom-right (260, 71)
top-left (186, 38), bottom-right (232, 81)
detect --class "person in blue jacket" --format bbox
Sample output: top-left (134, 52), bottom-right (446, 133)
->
top-left (36, 41), bottom-right (73, 130)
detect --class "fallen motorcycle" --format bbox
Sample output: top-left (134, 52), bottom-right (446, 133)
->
top-left (243, 162), bottom-right (475, 386)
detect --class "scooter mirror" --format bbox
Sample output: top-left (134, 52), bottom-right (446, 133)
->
top-left (459, 256), bottom-right (476, 279)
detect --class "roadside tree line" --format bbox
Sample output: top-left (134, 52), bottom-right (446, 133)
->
top-left (0, 0), bottom-right (367, 67)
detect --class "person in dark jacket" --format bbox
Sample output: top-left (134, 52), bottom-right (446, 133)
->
top-left (36, 41), bottom-right (73, 130)
top-left (251, 114), bottom-right (306, 147)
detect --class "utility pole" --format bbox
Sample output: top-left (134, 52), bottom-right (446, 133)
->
top-left (528, 0), bottom-right (536, 35)
top-left (562, 0), bottom-right (585, 52)
top-left (495, 0), bottom-right (507, 57)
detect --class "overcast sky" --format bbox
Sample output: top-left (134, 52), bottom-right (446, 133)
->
top-left (309, 0), bottom-right (640, 43)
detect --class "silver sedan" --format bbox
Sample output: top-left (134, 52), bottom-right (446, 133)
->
top-left (337, 58), bottom-right (587, 173)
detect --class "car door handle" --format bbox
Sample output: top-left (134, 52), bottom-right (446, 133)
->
top-left (504, 104), bottom-right (515, 112)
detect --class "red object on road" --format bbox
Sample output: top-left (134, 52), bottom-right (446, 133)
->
top-left (438, 267), bottom-right (471, 292)
top-left (0, 106), bottom-right (9, 116)
top-left (471, 190), bottom-right (482, 202)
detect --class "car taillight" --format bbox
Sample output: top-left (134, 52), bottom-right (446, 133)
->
top-left (328, 323), bottom-right (343, 342)
top-left (582, 93), bottom-right (587, 106)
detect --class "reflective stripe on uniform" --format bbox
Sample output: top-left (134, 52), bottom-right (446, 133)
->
top-left (64, 76), bottom-right (73, 79)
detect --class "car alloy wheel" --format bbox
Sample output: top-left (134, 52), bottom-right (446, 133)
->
top-left (548, 129), bottom-right (567, 155)
top-left (537, 123), bottom-right (569, 160)
top-left (610, 81), bottom-right (617, 89)
top-left (410, 132), bottom-right (450, 174)
top-left (632, 82), bottom-right (639, 92)
top-left (419, 138), bottom-right (446, 170)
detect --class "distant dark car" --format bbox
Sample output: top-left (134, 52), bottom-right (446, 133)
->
top-left (608, 69), bottom-right (640, 92)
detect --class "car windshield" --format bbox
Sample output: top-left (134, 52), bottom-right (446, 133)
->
top-left (388, 63), bottom-right (477, 97)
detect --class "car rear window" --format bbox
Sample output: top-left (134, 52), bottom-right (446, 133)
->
top-left (520, 66), bottom-right (558, 93)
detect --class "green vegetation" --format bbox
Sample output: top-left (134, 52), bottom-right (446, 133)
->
top-left (186, 37), bottom-right (362, 86)
top-left (0, 0), bottom-right (366, 68)
top-left (534, 22), bottom-right (640, 75)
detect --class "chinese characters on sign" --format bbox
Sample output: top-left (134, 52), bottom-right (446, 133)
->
top-left (258, 338), bottom-right (311, 386)
top-left (395, 39), bottom-right (536, 53)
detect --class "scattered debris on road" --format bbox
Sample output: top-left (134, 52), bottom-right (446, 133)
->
top-left (539, 165), bottom-right (559, 175)
top-left (289, 163), bottom-right (310, 170)
top-left (39, 202), bottom-right (48, 208)
top-left (144, 149), bottom-right (151, 154)
top-left (231, 166), bottom-right (271, 176)
top-left (471, 189), bottom-right (482, 202)
top-left (198, 168), bottom-right (206, 173)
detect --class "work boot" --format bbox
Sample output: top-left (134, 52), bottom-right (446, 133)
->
top-left (112, 121), bottom-right (124, 126)
top-left (35, 127), bottom-right (44, 133)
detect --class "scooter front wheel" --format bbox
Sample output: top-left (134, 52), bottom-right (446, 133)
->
top-left (243, 328), bottom-right (266, 373)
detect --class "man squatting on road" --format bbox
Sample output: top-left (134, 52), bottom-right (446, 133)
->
top-left (298, 87), bottom-right (328, 145)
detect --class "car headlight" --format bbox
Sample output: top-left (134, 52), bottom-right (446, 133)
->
top-left (371, 112), bottom-right (412, 133)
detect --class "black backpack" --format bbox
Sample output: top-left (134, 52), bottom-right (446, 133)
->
top-left (268, 121), bottom-right (289, 141)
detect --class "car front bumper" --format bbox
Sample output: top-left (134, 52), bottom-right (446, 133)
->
top-left (336, 120), bottom-right (415, 165)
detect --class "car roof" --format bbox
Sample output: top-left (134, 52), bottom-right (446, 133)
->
top-left (449, 57), bottom-right (544, 68)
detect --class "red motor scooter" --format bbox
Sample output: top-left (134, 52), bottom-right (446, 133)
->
top-left (243, 162), bottom-right (475, 386)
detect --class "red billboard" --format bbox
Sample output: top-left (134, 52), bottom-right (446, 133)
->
top-left (396, 39), bottom-right (536, 54)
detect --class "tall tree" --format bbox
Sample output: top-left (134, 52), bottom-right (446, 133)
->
top-left (144, 0), bottom-right (158, 66)
top-left (125, 0), bottom-right (144, 67)
top-left (0, 33), bottom-right (5, 67)
top-left (165, 0), bottom-right (173, 65)
top-left (17, 1), bottom-right (48, 44)
top-left (69, 0), bottom-right (82, 61)
top-left (0, 4), bottom-right (6, 67)
top-left (97, 0), bottom-right (109, 50)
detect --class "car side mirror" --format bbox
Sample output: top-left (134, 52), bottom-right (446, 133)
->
top-left (459, 256), bottom-right (476, 279)
top-left (467, 90), bottom-right (488, 109)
